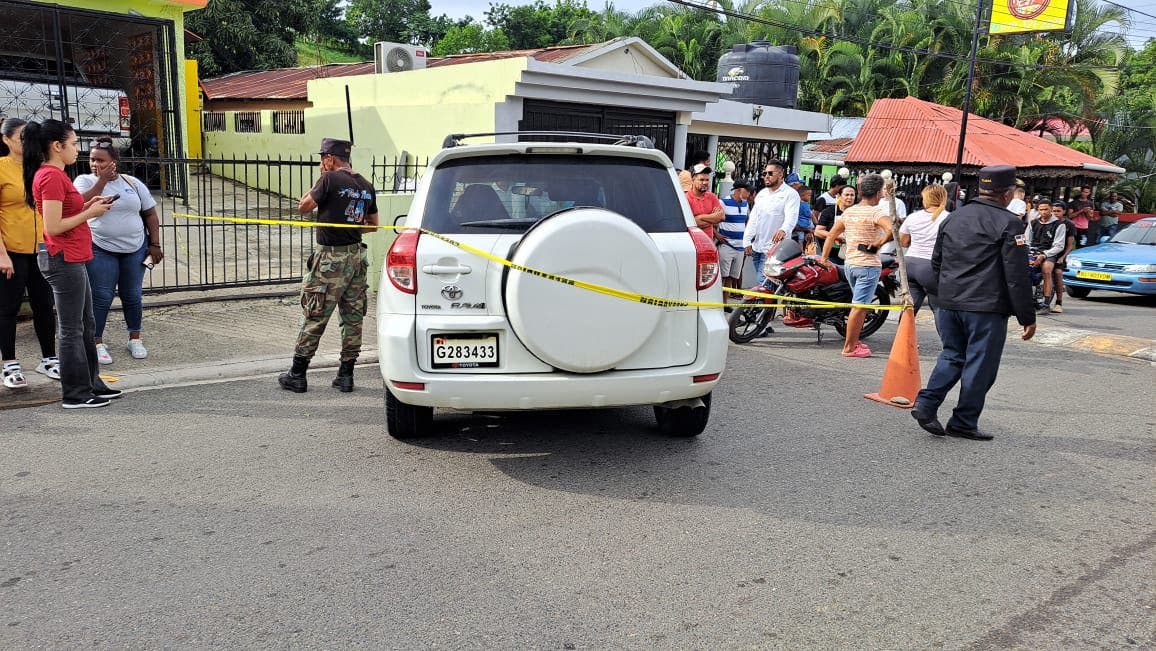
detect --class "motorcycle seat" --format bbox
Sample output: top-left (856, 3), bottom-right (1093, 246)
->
top-left (880, 253), bottom-right (899, 269)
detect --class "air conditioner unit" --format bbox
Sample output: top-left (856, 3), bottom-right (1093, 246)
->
top-left (374, 42), bottom-right (428, 74)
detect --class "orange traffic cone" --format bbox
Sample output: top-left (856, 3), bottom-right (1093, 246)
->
top-left (864, 306), bottom-right (921, 409)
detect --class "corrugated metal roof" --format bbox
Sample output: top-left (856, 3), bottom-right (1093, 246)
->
top-left (846, 97), bottom-right (1116, 171)
top-left (807, 117), bottom-right (865, 142)
top-left (202, 63), bottom-right (376, 100)
top-left (202, 43), bottom-right (603, 101)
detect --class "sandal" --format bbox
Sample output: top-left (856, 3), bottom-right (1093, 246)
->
top-left (2, 362), bottom-right (27, 389)
top-left (35, 356), bottom-right (61, 380)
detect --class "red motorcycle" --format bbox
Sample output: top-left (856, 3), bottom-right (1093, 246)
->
top-left (728, 239), bottom-right (898, 344)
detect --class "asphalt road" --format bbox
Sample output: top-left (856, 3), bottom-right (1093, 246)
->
top-left (2, 326), bottom-right (1153, 649)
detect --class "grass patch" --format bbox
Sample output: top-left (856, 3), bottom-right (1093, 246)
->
top-left (295, 38), bottom-right (366, 66)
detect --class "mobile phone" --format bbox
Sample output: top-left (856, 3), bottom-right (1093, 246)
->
top-left (105, 194), bottom-right (120, 203)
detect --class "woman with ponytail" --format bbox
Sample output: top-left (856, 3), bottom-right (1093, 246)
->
top-left (22, 119), bottom-right (121, 408)
top-left (899, 184), bottom-right (950, 314)
top-left (1, 118), bottom-right (59, 389)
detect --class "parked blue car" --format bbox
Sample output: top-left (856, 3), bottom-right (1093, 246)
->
top-left (1063, 218), bottom-right (1156, 297)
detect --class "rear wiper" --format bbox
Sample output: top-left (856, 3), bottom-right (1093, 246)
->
top-left (458, 218), bottom-right (540, 229)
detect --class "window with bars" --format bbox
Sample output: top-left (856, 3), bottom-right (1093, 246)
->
top-left (233, 111), bottom-right (260, 133)
top-left (202, 112), bottom-right (225, 132)
top-left (272, 110), bottom-right (305, 134)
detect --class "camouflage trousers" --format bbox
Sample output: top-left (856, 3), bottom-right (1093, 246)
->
top-left (293, 244), bottom-right (368, 362)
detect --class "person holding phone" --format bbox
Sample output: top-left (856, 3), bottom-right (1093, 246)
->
top-left (74, 136), bottom-right (162, 364)
top-left (21, 119), bottom-right (121, 408)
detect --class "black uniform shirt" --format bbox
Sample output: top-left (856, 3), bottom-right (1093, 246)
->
top-left (932, 197), bottom-right (1036, 327)
top-left (310, 168), bottom-right (378, 246)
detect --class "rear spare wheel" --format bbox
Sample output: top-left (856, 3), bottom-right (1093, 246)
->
top-left (505, 208), bottom-right (668, 373)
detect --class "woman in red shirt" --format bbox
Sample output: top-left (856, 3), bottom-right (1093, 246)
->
top-left (21, 119), bottom-right (120, 408)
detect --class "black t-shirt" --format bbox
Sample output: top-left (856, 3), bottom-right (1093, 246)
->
top-left (818, 205), bottom-right (844, 257)
top-left (310, 168), bottom-right (378, 246)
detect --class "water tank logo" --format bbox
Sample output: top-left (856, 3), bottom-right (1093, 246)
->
top-left (721, 66), bottom-right (750, 82)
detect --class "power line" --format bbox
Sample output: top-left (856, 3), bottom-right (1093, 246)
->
top-left (667, 0), bottom-right (1127, 70)
top-left (1102, 0), bottom-right (1156, 21)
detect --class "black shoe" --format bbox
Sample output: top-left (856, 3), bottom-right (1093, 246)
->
top-left (278, 371), bottom-right (307, 393)
top-left (945, 425), bottom-right (994, 441)
top-left (911, 410), bottom-right (946, 436)
top-left (62, 396), bottom-right (111, 409)
top-left (95, 387), bottom-right (122, 399)
top-left (332, 360), bottom-right (355, 392)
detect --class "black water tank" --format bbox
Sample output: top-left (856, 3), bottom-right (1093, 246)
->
top-left (717, 41), bottom-right (799, 109)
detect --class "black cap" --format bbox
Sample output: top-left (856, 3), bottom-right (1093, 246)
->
top-left (319, 137), bottom-right (352, 158)
top-left (731, 180), bottom-right (752, 191)
top-left (978, 164), bottom-right (1017, 191)
top-left (690, 163), bottom-right (713, 177)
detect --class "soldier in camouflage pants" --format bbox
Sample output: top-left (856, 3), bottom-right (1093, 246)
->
top-left (279, 136), bottom-right (378, 394)
top-left (294, 244), bottom-right (368, 362)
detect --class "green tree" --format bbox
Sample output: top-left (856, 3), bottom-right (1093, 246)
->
top-left (346, 0), bottom-right (437, 46)
top-left (186, 0), bottom-right (313, 76)
top-left (485, 0), bottom-right (595, 50)
top-left (432, 23), bottom-right (511, 56)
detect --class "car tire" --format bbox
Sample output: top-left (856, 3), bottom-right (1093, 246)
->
top-left (1066, 286), bottom-right (1092, 299)
top-left (654, 393), bottom-right (711, 438)
top-left (386, 389), bottom-right (434, 439)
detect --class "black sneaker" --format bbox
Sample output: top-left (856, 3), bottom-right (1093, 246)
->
top-left (62, 396), bottom-right (111, 409)
top-left (95, 387), bottom-right (123, 399)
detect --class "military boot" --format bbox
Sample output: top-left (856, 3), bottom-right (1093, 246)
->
top-left (278, 356), bottom-right (310, 393)
top-left (332, 359), bottom-right (355, 393)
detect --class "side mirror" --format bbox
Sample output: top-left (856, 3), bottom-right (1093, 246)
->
top-left (393, 214), bottom-right (407, 227)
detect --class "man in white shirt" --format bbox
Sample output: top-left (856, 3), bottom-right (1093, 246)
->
top-left (743, 161), bottom-right (800, 285)
top-left (877, 184), bottom-right (906, 255)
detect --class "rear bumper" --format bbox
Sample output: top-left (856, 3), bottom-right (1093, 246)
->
top-left (1062, 271), bottom-right (1156, 295)
top-left (377, 311), bottom-right (729, 409)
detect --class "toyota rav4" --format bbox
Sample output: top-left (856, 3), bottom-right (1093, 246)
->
top-left (377, 133), bottom-right (728, 439)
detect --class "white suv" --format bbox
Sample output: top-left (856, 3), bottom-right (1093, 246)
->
top-left (377, 133), bottom-right (728, 438)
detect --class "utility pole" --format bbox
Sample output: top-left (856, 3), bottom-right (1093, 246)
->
top-left (954, 0), bottom-right (988, 181)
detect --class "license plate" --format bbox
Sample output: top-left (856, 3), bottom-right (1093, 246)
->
top-left (1076, 270), bottom-right (1112, 281)
top-left (431, 333), bottom-right (499, 368)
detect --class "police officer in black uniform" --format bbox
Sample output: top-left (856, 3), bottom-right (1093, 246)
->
top-left (911, 165), bottom-right (1037, 441)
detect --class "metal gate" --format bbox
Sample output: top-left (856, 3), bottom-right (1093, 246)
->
top-left (0, 0), bottom-right (184, 194)
top-left (519, 99), bottom-right (676, 158)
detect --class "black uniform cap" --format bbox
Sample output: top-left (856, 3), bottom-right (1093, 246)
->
top-left (978, 164), bottom-right (1017, 191)
top-left (319, 138), bottom-right (352, 158)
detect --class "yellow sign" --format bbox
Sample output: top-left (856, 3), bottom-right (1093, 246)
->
top-left (990, 0), bottom-right (1072, 34)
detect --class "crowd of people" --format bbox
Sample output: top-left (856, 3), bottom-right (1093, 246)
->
top-left (0, 118), bottom-right (160, 406)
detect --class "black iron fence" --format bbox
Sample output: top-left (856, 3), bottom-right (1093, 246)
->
top-left (61, 154), bottom-right (426, 294)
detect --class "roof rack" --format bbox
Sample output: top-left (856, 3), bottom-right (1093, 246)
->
top-left (441, 131), bottom-right (655, 150)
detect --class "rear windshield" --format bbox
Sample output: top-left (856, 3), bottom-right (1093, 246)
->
top-left (421, 154), bottom-right (687, 233)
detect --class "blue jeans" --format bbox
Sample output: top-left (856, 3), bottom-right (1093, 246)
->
top-left (751, 251), bottom-right (766, 286)
top-left (37, 250), bottom-right (112, 403)
top-left (915, 309), bottom-right (1008, 432)
top-left (87, 242), bottom-right (148, 338)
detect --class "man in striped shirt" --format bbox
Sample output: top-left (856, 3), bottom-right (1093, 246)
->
top-left (717, 180), bottom-right (752, 295)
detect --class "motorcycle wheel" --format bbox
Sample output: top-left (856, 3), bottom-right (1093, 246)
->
top-left (728, 298), bottom-right (774, 344)
top-left (834, 285), bottom-right (891, 339)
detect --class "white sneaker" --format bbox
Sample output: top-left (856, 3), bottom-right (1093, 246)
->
top-left (2, 362), bottom-right (27, 389)
top-left (35, 356), bottom-right (61, 380)
top-left (96, 343), bottom-right (113, 365)
top-left (127, 339), bottom-right (148, 360)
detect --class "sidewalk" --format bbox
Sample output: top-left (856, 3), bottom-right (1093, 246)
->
top-left (1, 295), bottom-right (378, 410)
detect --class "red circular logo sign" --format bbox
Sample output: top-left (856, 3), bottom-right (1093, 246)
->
top-left (1008, 0), bottom-right (1050, 20)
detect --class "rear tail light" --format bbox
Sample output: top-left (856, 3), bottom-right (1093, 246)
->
top-left (689, 227), bottom-right (719, 290)
top-left (387, 229), bottom-right (420, 294)
top-left (391, 380), bottom-right (426, 391)
top-left (693, 373), bottom-right (720, 383)
top-left (118, 96), bottom-right (131, 131)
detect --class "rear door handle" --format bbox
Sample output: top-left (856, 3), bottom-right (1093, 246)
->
top-left (422, 264), bottom-right (472, 275)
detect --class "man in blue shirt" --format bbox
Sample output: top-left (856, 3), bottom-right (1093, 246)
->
top-left (717, 180), bottom-right (752, 297)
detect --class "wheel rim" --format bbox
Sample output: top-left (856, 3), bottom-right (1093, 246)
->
top-left (731, 303), bottom-right (767, 339)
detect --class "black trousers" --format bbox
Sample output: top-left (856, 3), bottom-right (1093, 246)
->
top-left (0, 251), bottom-right (56, 360)
top-left (905, 256), bottom-right (937, 314)
top-left (916, 309), bottom-right (1008, 432)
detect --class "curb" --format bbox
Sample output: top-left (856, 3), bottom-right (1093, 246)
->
top-left (0, 350), bottom-right (380, 410)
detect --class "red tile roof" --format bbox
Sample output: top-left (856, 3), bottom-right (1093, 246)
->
top-left (202, 43), bottom-right (602, 101)
top-left (845, 97), bottom-right (1116, 171)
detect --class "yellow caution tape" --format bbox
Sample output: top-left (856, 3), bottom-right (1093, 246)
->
top-left (171, 213), bottom-right (904, 312)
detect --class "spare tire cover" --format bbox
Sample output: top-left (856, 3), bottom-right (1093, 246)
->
top-left (506, 208), bottom-right (667, 373)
